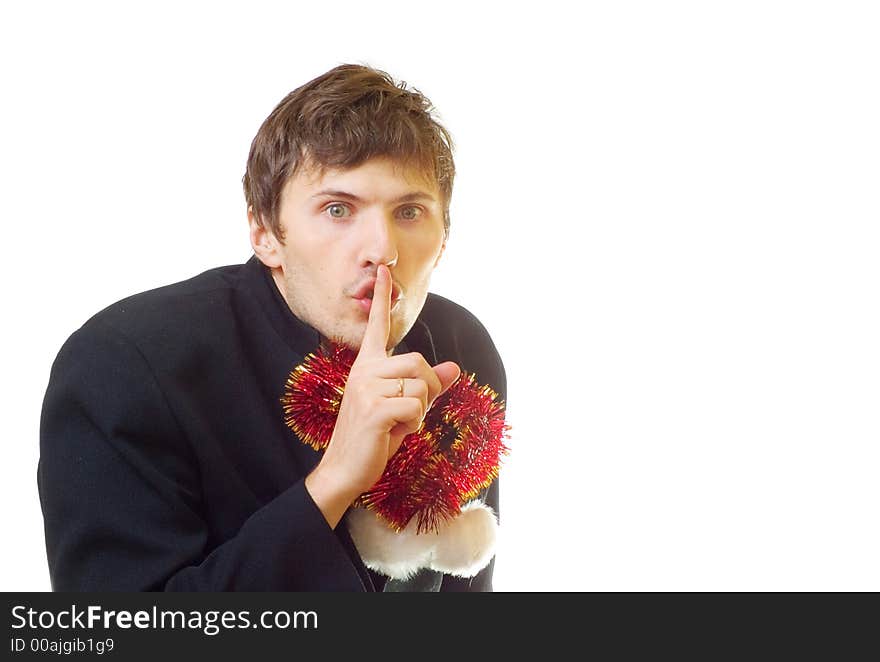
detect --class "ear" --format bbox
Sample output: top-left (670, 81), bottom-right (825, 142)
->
top-left (432, 238), bottom-right (447, 268)
top-left (248, 207), bottom-right (284, 269)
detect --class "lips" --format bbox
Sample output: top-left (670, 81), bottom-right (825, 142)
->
top-left (353, 278), bottom-right (401, 305)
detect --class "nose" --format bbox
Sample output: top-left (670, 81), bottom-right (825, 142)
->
top-left (358, 210), bottom-right (399, 269)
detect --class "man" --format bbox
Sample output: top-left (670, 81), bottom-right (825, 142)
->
top-left (38, 64), bottom-right (505, 591)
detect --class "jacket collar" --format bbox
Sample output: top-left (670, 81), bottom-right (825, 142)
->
top-left (241, 254), bottom-right (322, 357)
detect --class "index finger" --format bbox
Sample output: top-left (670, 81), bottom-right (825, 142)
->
top-left (358, 263), bottom-right (392, 357)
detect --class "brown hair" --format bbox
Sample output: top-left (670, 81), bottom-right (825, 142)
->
top-left (243, 64), bottom-right (455, 242)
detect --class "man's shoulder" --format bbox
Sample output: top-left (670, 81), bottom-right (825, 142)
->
top-left (421, 292), bottom-right (504, 343)
top-left (420, 292), bottom-right (486, 330)
top-left (53, 262), bottom-right (251, 373)
top-left (83, 262), bottom-right (246, 337)
top-left (418, 293), bottom-right (506, 394)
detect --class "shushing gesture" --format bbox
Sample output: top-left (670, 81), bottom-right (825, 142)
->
top-left (304, 264), bottom-right (461, 528)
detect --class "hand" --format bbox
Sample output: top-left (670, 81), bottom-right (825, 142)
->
top-left (304, 264), bottom-right (461, 528)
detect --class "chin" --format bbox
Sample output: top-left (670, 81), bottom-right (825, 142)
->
top-left (324, 331), bottom-right (362, 351)
top-left (321, 312), bottom-right (411, 354)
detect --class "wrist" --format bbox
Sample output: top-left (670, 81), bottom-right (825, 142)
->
top-left (304, 463), bottom-right (360, 529)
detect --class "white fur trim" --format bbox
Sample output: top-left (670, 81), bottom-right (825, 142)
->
top-left (430, 501), bottom-right (498, 577)
top-left (345, 501), bottom-right (498, 580)
top-left (345, 507), bottom-right (436, 580)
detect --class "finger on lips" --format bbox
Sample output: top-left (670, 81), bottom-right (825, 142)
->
top-left (357, 266), bottom-right (435, 421)
top-left (359, 264), bottom-right (393, 358)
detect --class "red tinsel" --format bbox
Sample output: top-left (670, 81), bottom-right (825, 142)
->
top-left (281, 343), bottom-right (509, 533)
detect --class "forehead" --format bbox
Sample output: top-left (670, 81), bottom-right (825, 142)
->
top-left (283, 157), bottom-right (440, 202)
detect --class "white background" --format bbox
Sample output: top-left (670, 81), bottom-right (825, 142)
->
top-left (2, 1), bottom-right (878, 591)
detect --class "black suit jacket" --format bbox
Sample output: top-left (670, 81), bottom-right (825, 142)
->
top-left (38, 256), bottom-right (505, 591)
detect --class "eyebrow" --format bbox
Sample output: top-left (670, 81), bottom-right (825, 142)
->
top-left (310, 189), bottom-right (437, 204)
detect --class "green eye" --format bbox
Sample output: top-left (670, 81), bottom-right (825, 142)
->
top-left (400, 206), bottom-right (421, 220)
top-left (327, 204), bottom-right (349, 218)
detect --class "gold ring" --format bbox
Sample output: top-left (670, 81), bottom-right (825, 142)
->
top-left (397, 377), bottom-right (405, 397)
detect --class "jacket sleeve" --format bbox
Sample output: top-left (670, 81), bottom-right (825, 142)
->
top-left (38, 320), bottom-right (362, 591)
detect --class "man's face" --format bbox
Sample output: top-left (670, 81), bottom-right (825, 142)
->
top-left (252, 157), bottom-right (447, 352)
